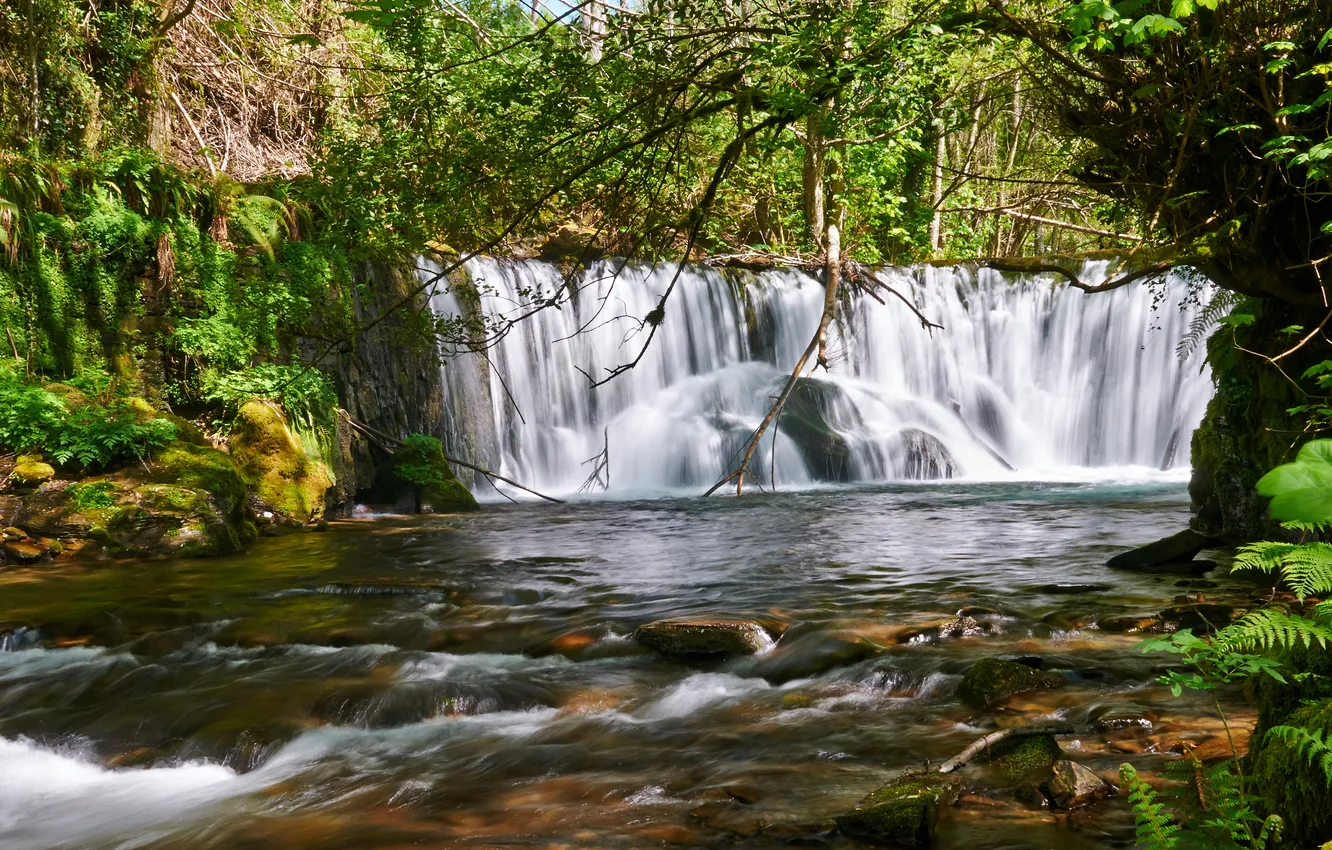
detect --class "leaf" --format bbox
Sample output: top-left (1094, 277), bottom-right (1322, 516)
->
top-left (1216, 123), bottom-right (1261, 137)
top-left (1219, 313), bottom-right (1255, 327)
top-left (287, 34), bottom-right (322, 47)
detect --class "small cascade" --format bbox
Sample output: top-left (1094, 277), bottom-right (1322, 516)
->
top-left (427, 257), bottom-right (1216, 496)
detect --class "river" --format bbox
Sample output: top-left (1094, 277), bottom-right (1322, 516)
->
top-left (0, 479), bottom-right (1253, 849)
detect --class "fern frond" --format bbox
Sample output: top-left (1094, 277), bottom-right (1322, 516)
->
top-left (1177, 289), bottom-right (1239, 365)
top-left (1219, 608), bottom-right (1332, 652)
top-left (1311, 600), bottom-right (1332, 626)
top-left (1255, 814), bottom-right (1284, 850)
top-left (1121, 763), bottom-right (1181, 850)
top-left (1265, 725), bottom-right (1332, 788)
top-left (1233, 542), bottom-right (1332, 600)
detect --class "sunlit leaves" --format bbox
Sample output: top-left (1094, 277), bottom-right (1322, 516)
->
top-left (1256, 439), bottom-right (1332, 526)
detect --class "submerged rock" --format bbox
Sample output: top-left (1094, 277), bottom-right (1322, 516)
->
top-left (897, 428), bottom-right (958, 480)
top-left (835, 773), bottom-right (962, 847)
top-left (753, 627), bottom-right (881, 683)
top-left (956, 658), bottom-right (1065, 710)
top-left (1157, 602), bottom-right (1235, 633)
top-left (1048, 760), bottom-right (1112, 808)
top-left (1106, 529), bottom-right (1219, 572)
top-left (778, 378), bottom-right (853, 482)
top-left (2, 538), bottom-right (49, 563)
top-left (634, 617), bottom-right (773, 658)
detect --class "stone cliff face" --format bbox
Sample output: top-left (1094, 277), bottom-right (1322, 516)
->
top-left (317, 261), bottom-right (460, 512)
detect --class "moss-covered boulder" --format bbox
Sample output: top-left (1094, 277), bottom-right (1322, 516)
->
top-left (392, 433), bottom-right (478, 513)
top-left (635, 617), bottom-right (774, 658)
top-left (11, 456), bottom-right (55, 487)
top-left (957, 658), bottom-right (1065, 710)
top-left (229, 401), bottom-right (335, 525)
top-left (985, 734), bottom-right (1063, 783)
top-left (1248, 699), bottom-right (1332, 846)
top-left (18, 441), bottom-right (255, 559)
top-left (835, 773), bottom-right (962, 846)
top-left (778, 378), bottom-right (853, 482)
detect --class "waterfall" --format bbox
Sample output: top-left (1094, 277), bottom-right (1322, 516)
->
top-left (426, 257), bottom-right (1215, 497)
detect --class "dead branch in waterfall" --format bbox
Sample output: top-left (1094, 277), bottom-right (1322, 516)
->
top-left (577, 428), bottom-right (610, 493)
top-left (346, 417), bottom-right (566, 504)
top-left (938, 726), bottom-right (1074, 774)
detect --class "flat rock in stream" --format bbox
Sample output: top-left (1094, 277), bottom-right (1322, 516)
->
top-left (957, 658), bottom-right (1065, 710)
top-left (634, 617), bottom-right (773, 658)
top-left (835, 773), bottom-right (963, 847)
top-left (1106, 529), bottom-right (1219, 572)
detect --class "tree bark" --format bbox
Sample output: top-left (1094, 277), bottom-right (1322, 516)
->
top-left (803, 111), bottom-right (826, 248)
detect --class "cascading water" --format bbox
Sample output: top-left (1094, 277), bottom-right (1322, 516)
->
top-left (427, 257), bottom-right (1215, 496)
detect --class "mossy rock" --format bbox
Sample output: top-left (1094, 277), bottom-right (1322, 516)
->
top-left (778, 378), bottom-right (852, 482)
top-left (229, 401), bottom-right (335, 524)
top-left (986, 734), bottom-right (1063, 783)
top-left (11, 458), bottom-right (55, 486)
top-left (957, 658), bottom-right (1065, 710)
top-left (1248, 699), bottom-right (1332, 846)
top-left (393, 434), bottom-right (478, 513)
top-left (18, 442), bottom-right (256, 558)
top-left (835, 773), bottom-right (962, 846)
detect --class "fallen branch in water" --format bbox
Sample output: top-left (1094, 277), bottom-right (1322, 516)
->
top-left (938, 726), bottom-right (1075, 774)
top-left (345, 417), bottom-right (566, 504)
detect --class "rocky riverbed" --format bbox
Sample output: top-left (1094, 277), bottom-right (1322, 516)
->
top-left (0, 479), bottom-right (1269, 849)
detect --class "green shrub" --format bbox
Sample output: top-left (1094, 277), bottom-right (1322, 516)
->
top-left (0, 361), bottom-right (176, 467)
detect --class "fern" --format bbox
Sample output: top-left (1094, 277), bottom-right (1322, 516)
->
top-left (1218, 608), bottom-right (1332, 652)
top-left (1234, 541), bottom-right (1332, 601)
top-left (1265, 725), bottom-right (1332, 788)
top-left (1177, 289), bottom-right (1239, 364)
top-left (1122, 763), bottom-right (1181, 850)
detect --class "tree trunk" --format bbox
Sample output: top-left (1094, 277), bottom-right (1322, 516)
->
top-left (803, 112), bottom-right (826, 248)
top-left (930, 124), bottom-right (945, 252)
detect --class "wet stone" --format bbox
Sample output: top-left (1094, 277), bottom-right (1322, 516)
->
top-left (1106, 529), bottom-right (1218, 571)
top-left (1034, 583), bottom-right (1113, 595)
top-left (634, 617), bottom-right (773, 658)
top-left (956, 657), bottom-right (1065, 710)
top-left (1048, 760), bottom-right (1112, 809)
top-left (835, 773), bottom-right (962, 847)
top-left (3, 539), bottom-right (49, 563)
top-left (986, 733), bottom-right (1063, 782)
top-left (1158, 602), bottom-right (1234, 633)
top-left (753, 627), bottom-right (881, 683)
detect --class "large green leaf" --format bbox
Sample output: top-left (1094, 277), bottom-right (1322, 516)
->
top-left (1258, 439), bottom-right (1332, 524)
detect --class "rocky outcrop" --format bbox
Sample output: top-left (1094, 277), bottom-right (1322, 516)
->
top-left (16, 441), bottom-right (255, 559)
top-left (634, 617), bottom-right (774, 658)
top-left (956, 658), bottom-right (1065, 710)
top-left (835, 773), bottom-right (962, 847)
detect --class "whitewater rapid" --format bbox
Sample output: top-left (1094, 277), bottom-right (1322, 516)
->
top-left (427, 258), bottom-right (1216, 497)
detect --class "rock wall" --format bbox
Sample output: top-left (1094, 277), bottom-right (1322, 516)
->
top-left (1189, 297), bottom-right (1326, 543)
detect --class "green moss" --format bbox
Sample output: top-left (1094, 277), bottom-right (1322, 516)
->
top-left (11, 459), bottom-right (56, 485)
top-left (393, 433), bottom-right (478, 513)
top-left (1248, 699), bottom-right (1332, 847)
top-left (956, 658), bottom-right (1065, 710)
top-left (228, 401), bottom-right (333, 523)
top-left (986, 734), bottom-right (1063, 782)
top-left (150, 441), bottom-right (248, 515)
top-left (67, 480), bottom-right (119, 510)
top-left (835, 774), bottom-right (958, 847)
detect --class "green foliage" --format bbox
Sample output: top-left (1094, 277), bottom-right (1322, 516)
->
top-left (1120, 764), bottom-right (1180, 850)
top-left (1263, 725), bottom-right (1332, 789)
top-left (0, 360), bottom-right (176, 467)
top-left (393, 434), bottom-right (452, 490)
top-left (1254, 439), bottom-right (1332, 527)
top-left (203, 364), bottom-right (337, 455)
top-left (67, 480), bottom-right (119, 510)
